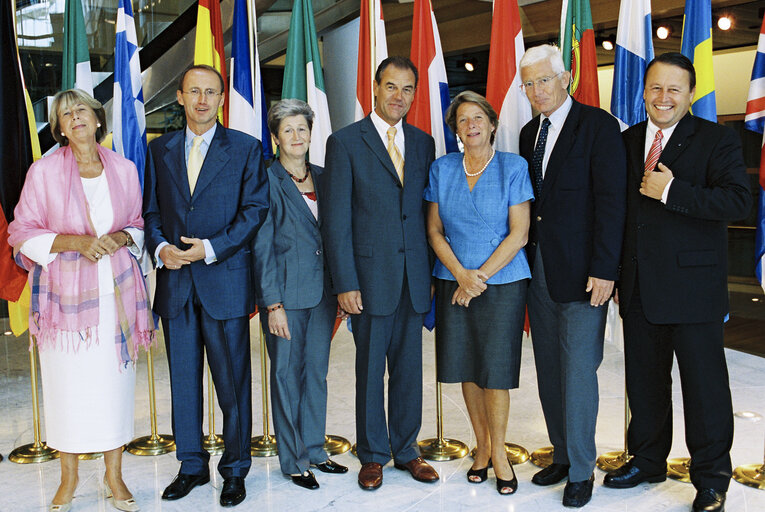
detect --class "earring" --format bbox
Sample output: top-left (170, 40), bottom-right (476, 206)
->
top-left (61, 133), bottom-right (65, 137)
top-left (96, 123), bottom-right (101, 127)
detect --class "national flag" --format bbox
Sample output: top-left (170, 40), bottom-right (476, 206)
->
top-left (745, 13), bottom-right (765, 292)
top-left (355, 0), bottom-right (388, 120)
top-left (113, 0), bottom-right (147, 188)
top-left (282, 0), bottom-right (332, 167)
top-left (486, 0), bottom-right (531, 154)
top-left (560, 0), bottom-right (599, 107)
top-left (408, 0), bottom-right (457, 158)
top-left (62, 0), bottom-right (93, 95)
top-left (230, 0), bottom-right (273, 160)
top-left (194, 0), bottom-right (229, 125)
top-left (681, 0), bottom-right (716, 122)
top-left (1, 1), bottom-right (43, 332)
top-left (611, 0), bottom-right (654, 131)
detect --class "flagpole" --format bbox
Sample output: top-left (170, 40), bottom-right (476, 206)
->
top-left (368, 0), bottom-right (375, 113)
top-left (247, 0), bottom-right (256, 103)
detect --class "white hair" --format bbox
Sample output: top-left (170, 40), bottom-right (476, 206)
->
top-left (519, 44), bottom-right (566, 75)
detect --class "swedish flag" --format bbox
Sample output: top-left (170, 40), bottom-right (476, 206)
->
top-left (681, 0), bottom-right (716, 122)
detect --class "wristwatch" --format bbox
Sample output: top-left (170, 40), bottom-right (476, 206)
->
top-left (121, 230), bottom-right (135, 248)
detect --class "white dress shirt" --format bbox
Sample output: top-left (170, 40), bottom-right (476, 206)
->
top-left (534, 95), bottom-right (573, 178)
top-left (644, 119), bottom-right (678, 204)
top-left (370, 110), bottom-right (405, 161)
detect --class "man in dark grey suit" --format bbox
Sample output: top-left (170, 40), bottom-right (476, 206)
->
top-left (320, 56), bottom-right (438, 490)
top-left (519, 45), bottom-right (626, 508)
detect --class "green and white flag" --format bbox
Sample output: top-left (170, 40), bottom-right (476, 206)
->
top-left (63, 0), bottom-right (93, 95)
top-left (282, 0), bottom-right (331, 166)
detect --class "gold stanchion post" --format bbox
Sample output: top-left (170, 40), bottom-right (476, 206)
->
top-left (733, 425), bottom-right (765, 489)
top-left (470, 442), bottom-right (529, 465)
top-left (251, 326), bottom-right (277, 456)
top-left (419, 382), bottom-right (468, 461)
top-left (127, 347), bottom-right (176, 455)
top-left (530, 446), bottom-right (554, 468)
top-left (202, 361), bottom-right (225, 454)
top-left (597, 390), bottom-right (632, 471)
top-left (10, 343), bottom-right (59, 463)
top-left (324, 435), bottom-right (351, 456)
top-left (667, 456), bottom-right (692, 483)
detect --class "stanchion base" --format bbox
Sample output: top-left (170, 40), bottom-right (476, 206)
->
top-left (596, 451), bottom-right (631, 472)
top-left (351, 443), bottom-right (357, 457)
top-left (419, 437), bottom-right (468, 461)
top-left (126, 434), bottom-right (176, 456)
top-left (78, 452), bottom-right (103, 460)
top-left (530, 446), bottom-right (554, 468)
top-left (202, 435), bottom-right (225, 455)
top-left (667, 457), bottom-right (692, 483)
top-left (324, 435), bottom-right (351, 456)
top-left (733, 464), bottom-right (765, 490)
top-left (251, 435), bottom-right (277, 457)
top-left (470, 443), bottom-right (529, 465)
top-left (9, 442), bottom-right (59, 464)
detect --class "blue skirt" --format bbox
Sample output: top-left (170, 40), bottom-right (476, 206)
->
top-left (434, 278), bottom-right (527, 389)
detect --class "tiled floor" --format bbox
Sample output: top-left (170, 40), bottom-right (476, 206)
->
top-left (0, 315), bottom-right (764, 511)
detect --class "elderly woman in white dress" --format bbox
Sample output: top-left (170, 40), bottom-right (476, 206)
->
top-left (8, 89), bottom-right (155, 512)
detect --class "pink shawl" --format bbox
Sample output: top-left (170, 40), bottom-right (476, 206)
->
top-left (7, 145), bottom-right (155, 365)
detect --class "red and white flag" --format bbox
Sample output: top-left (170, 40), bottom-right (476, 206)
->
top-left (355, 0), bottom-right (387, 120)
top-left (486, 0), bottom-right (531, 154)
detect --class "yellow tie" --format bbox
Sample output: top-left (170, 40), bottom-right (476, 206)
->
top-left (187, 136), bottom-right (204, 194)
top-left (386, 127), bottom-right (404, 184)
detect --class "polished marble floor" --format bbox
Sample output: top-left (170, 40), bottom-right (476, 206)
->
top-left (0, 315), bottom-right (764, 511)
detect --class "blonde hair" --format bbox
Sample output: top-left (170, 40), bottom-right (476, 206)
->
top-left (49, 89), bottom-right (107, 145)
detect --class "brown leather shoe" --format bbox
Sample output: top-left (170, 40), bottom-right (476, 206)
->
top-left (394, 457), bottom-right (439, 483)
top-left (358, 462), bottom-right (383, 490)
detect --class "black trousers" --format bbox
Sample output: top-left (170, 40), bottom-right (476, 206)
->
top-left (622, 285), bottom-right (733, 491)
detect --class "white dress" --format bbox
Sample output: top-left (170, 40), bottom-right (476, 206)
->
top-left (21, 173), bottom-right (144, 453)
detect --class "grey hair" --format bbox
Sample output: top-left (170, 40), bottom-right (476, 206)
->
top-left (519, 44), bottom-right (566, 75)
top-left (267, 99), bottom-right (315, 135)
top-left (49, 89), bottom-right (107, 145)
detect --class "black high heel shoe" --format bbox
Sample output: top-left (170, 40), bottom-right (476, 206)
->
top-left (467, 458), bottom-right (491, 483)
top-left (496, 461), bottom-right (518, 495)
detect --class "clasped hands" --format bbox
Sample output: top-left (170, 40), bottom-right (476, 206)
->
top-left (452, 269), bottom-right (488, 308)
top-left (640, 162), bottom-right (673, 200)
top-left (159, 236), bottom-right (206, 270)
top-left (74, 232), bottom-right (128, 262)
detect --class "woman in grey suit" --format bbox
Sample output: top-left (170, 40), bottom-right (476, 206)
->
top-left (254, 99), bottom-right (348, 490)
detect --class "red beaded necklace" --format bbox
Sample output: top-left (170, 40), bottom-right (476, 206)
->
top-left (284, 162), bottom-right (311, 183)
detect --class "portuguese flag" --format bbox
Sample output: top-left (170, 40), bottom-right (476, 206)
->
top-left (560, 0), bottom-right (599, 107)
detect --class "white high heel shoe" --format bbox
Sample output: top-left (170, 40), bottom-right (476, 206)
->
top-left (103, 476), bottom-right (140, 512)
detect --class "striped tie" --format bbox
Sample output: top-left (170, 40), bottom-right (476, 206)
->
top-left (645, 129), bottom-right (663, 173)
top-left (387, 127), bottom-right (404, 184)
top-left (187, 135), bottom-right (204, 194)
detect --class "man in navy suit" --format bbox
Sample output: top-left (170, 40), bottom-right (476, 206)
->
top-left (143, 65), bottom-right (269, 507)
top-left (519, 44), bottom-right (626, 508)
top-left (603, 53), bottom-right (751, 512)
top-left (320, 56), bottom-right (438, 490)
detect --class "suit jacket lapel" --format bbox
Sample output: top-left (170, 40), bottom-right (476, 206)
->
top-left (273, 160), bottom-right (318, 226)
top-left (657, 113), bottom-right (694, 171)
top-left (540, 99), bottom-right (580, 207)
top-left (161, 130), bottom-right (192, 203)
top-left (628, 122), bottom-right (648, 180)
top-left (402, 123), bottom-right (419, 189)
top-left (360, 116), bottom-right (401, 185)
top-left (192, 123), bottom-right (232, 199)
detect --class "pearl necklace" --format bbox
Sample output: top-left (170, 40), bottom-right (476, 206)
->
top-left (463, 149), bottom-right (495, 177)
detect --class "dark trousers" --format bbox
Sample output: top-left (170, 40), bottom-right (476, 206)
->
top-left (163, 286), bottom-right (252, 478)
top-left (351, 277), bottom-right (424, 465)
top-left (623, 285), bottom-right (733, 491)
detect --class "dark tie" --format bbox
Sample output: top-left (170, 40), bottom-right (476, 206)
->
top-left (532, 118), bottom-right (551, 196)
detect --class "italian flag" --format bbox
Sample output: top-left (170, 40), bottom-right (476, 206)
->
top-left (62, 0), bottom-right (93, 95)
top-left (560, 0), bottom-right (599, 107)
top-left (282, 0), bottom-right (332, 167)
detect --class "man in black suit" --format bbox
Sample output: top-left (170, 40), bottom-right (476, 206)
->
top-left (519, 44), bottom-right (626, 508)
top-left (603, 53), bottom-right (751, 512)
top-left (320, 56), bottom-right (438, 490)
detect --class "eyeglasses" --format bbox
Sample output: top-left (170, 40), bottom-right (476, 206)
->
top-left (520, 72), bottom-right (564, 92)
top-left (182, 88), bottom-right (222, 99)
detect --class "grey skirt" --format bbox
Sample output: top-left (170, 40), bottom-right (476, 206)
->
top-left (434, 278), bottom-right (527, 389)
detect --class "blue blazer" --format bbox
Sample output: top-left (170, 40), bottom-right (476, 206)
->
top-left (143, 124), bottom-right (270, 320)
top-left (253, 161), bottom-right (329, 309)
top-left (320, 116), bottom-right (435, 316)
top-left (519, 99), bottom-right (627, 303)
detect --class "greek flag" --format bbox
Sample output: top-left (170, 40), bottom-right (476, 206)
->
top-left (112, 0), bottom-right (147, 187)
top-left (611, 0), bottom-right (653, 131)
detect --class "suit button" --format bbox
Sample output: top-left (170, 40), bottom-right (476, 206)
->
top-left (637, 223), bottom-right (644, 230)
top-left (402, 214), bottom-right (408, 220)
top-left (632, 256), bottom-right (637, 262)
top-left (537, 216), bottom-right (542, 222)
top-left (315, 249), bottom-right (322, 255)
top-left (190, 206), bottom-right (195, 211)
top-left (399, 248), bottom-right (404, 253)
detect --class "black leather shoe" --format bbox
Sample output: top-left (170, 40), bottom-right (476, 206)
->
top-left (562, 474), bottom-right (594, 508)
top-left (161, 472), bottom-right (210, 500)
top-left (291, 470), bottom-right (320, 490)
top-left (313, 459), bottom-right (348, 474)
top-left (692, 488), bottom-right (726, 512)
top-left (603, 460), bottom-right (666, 489)
top-left (532, 463), bottom-right (570, 486)
top-left (220, 477), bottom-right (246, 507)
